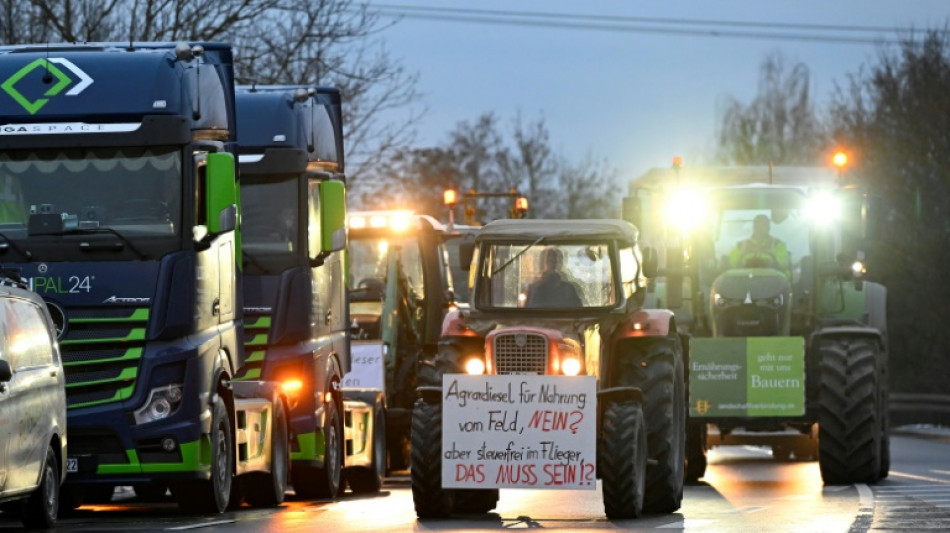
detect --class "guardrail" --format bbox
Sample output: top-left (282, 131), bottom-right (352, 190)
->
top-left (889, 393), bottom-right (950, 427)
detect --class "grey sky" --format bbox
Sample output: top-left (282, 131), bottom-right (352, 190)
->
top-left (370, 1), bottom-right (948, 180)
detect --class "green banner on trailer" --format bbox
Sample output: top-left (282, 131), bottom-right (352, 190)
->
top-left (688, 337), bottom-right (805, 417)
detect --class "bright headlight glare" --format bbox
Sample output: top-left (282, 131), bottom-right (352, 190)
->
top-left (561, 357), bottom-right (582, 376)
top-left (714, 293), bottom-right (727, 307)
top-left (464, 357), bottom-right (486, 375)
top-left (134, 384), bottom-right (184, 425)
top-left (805, 191), bottom-right (841, 225)
top-left (665, 189), bottom-right (708, 231)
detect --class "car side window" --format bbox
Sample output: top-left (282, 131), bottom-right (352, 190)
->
top-left (4, 299), bottom-right (55, 370)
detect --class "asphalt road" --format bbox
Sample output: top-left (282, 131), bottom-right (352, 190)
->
top-left (1, 433), bottom-right (948, 532)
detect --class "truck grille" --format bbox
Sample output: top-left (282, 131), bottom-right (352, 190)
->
top-left (60, 307), bottom-right (148, 410)
top-left (236, 313), bottom-right (271, 381)
top-left (493, 333), bottom-right (547, 374)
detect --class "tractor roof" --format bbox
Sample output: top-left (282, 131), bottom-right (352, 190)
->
top-left (631, 166), bottom-right (839, 192)
top-left (475, 219), bottom-right (639, 243)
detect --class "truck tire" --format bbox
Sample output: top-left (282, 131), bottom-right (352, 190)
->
top-left (618, 337), bottom-right (685, 513)
top-left (410, 399), bottom-right (453, 518)
top-left (175, 395), bottom-right (234, 514)
top-left (246, 398), bottom-right (289, 507)
top-left (22, 445), bottom-right (59, 529)
top-left (818, 336), bottom-right (882, 484)
top-left (599, 401), bottom-right (646, 519)
top-left (685, 420), bottom-right (707, 483)
top-left (453, 489), bottom-right (499, 514)
top-left (347, 396), bottom-right (387, 494)
top-left (294, 398), bottom-right (343, 499)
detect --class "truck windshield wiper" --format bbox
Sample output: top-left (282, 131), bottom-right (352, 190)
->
top-left (0, 232), bottom-right (34, 261)
top-left (491, 236), bottom-right (545, 277)
top-left (66, 227), bottom-right (149, 260)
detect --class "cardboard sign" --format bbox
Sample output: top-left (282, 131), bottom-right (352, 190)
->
top-left (441, 374), bottom-right (597, 490)
top-left (689, 336), bottom-right (805, 417)
top-left (343, 341), bottom-right (385, 390)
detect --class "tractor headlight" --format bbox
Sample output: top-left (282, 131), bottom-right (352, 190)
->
top-left (464, 357), bottom-right (486, 375)
top-left (561, 357), bottom-right (582, 377)
top-left (134, 384), bottom-right (184, 425)
top-left (804, 191), bottom-right (841, 226)
top-left (665, 189), bottom-right (708, 232)
top-left (714, 293), bottom-right (728, 308)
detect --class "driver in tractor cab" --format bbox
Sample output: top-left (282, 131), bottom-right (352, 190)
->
top-left (729, 214), bottom-right (792, 279)
top-left (525, 247), bottom-right (583, 307)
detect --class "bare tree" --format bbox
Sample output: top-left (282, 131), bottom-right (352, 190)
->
top-left (716, 51), bottom-right (827, 165)
top-left (7, 0), bottom-right (423, 186)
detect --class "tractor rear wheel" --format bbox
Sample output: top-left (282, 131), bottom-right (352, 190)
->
top-left (818, 336), bottom-right (883, 484)
top-left (617, 336), bottom-right (685, 513)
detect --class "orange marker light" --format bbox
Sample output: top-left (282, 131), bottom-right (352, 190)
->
top-left (832, 151), bottom-right (848, 168)
top-left (444, 189), bottom-right (458, 206)
top-left (515, 197), bottom-right (529, 211)
top-left (282, 379), bottom-right (303, 395)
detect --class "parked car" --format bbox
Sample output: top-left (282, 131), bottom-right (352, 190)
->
top-left (0, 273), bottom-right (67, 529)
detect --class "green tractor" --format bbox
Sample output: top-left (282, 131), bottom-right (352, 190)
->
top-left (623, 158), bottom-right (889, 484)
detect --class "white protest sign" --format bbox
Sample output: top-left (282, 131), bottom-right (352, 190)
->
top-left (342, 341), bottom-right (385, 390)
top-left (441, 374), bottom-right (597, 490)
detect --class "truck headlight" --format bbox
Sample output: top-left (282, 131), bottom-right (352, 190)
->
top-left (134, 384), bottom-right (184, 425)
top-left (464, 357), bottom-right (486, 375)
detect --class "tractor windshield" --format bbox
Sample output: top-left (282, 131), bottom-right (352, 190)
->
top-left (477, 242), bottom-right (616, 309)
top-left (709, 189), bottom-right (811, 284)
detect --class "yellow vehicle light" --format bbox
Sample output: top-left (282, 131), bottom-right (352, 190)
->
top-left (561, 357), bottom-right (582, 376)
top-left (464, 357), bottom-right (486, 375)
top-left (349, 216), bottom-right (367, 229)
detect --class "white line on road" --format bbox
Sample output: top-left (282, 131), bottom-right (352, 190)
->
top-left (166, 520), bottom-right (236, 530)
top-left (890, 471), bottom-right (950, 484)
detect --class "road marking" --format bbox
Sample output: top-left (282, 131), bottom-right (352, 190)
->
top-left (846, 483), bottom-right (875, 533)
top-left (165, 520), bottom-right (236, 530)
top-left (890, 471), bottom-right (950, 484)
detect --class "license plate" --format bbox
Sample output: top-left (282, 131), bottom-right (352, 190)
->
top-left (66, 457), bottom-right (79, 473)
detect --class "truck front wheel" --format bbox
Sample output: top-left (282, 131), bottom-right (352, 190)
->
top-left (411, 399), bottom-right (453, 518)
top-left (599, 401), bottom-right (646, 519)
top-left (295, 398), bottom-right (343, 498)
top-left (246, 398), bottom-right (289, 506)
top-left (175, 395), bottom-right (233, 514)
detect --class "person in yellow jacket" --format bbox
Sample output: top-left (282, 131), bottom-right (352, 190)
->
top-left (0, 174), bottom-right (27, 223)
top-left (729, 214), bottom-right (791, 279)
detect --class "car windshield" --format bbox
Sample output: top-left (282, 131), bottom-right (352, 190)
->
top-left (0, 146), bottom-right (181, 238)
top-left (478, 242), bottom-right (616, 309)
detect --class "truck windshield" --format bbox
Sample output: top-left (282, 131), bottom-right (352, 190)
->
top-left (241, 176), bottom-right (298, 273)
top-left (0, 146), bottom-right (181, 238)
top-left (479, 242), bottom-right (616, 309)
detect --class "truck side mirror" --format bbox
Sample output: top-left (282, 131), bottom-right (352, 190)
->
top-left (205, 152), bottom-right (237, 234)
top-left (641, 246), bottom-right (659, 278)
top-left (458, 241), bottom-right (475, 271)
top-left (0, 359), bottom-right (11, 382)
top-left (319, 179), bottom-right (346, 253)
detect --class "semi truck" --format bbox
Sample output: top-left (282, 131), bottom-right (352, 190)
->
top-left (0, 42), bottom-right (314, 513)
top-left (234, 85), bottom-right (384, 496)
top-left (412, 219), bottom-right (685, 519)
top-left (346, 211), bottom-right (454, 470)
top-left (623, 159), bottom-right (888, 484)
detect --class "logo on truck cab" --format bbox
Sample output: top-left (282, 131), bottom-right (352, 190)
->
top-left (1, 58), bottom-right (94, 114)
